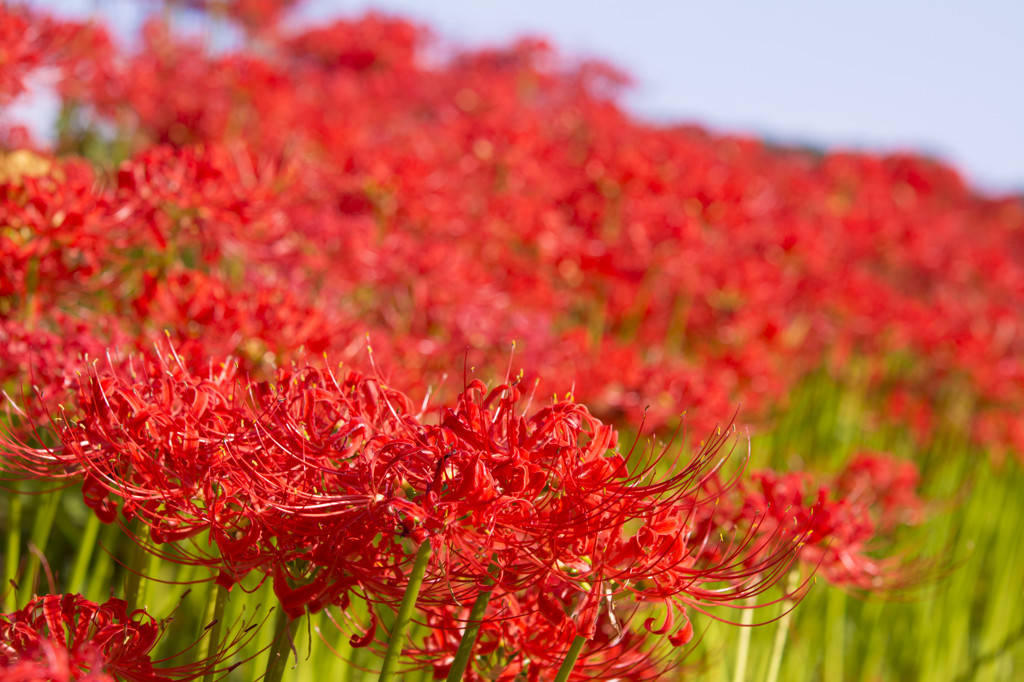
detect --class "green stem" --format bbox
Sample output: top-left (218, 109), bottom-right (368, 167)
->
top-left (764, 571), bottom-right (800, 682)
top-left (4, 480), bottom-right (22, 611)
top-left (552, 635), bottom-right (587, 682)
top-left (732, 595), bottom-right (757, 682)
top-left (151, 561), bottom-right (198, 662)
top-left (445, 583), bottom-right (494, 682)
top-left (377, 540), bottom-right (433, 682)
top-left (264, 607), bottom-right (296, 682)
top-left (858, 600), bottom-right (886, 682)
top-left (86, 522), bottom-right (118, 602)
top-left (18, 489), bottom-right (61, 605)
top-left (198, 582), bottom-right (230, 682)
top-left (824, 588), bottom-right (846, 682)
top-left (68, 512), bottom-right (102, 594)
top-left (142, 550), bottom-right (163, 612)
top-left (123, 520), bottom-right (149, 613)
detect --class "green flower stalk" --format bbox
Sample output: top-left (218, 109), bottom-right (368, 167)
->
top-left (552, 635), bottom-right (587, 682)
top-left (444, 582), bottom-right (494, 682)
top-left (378, 540), bottom-right (433, 682)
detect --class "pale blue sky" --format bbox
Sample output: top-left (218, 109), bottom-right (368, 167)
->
top-left (16, 0), bottom-right (1024, 194)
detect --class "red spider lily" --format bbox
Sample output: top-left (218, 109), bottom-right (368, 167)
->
top-left (718, 451), bottom-right (927, 590)
top-left (0, 142), bottom-right (295, 322)
top-left (0, 156), bottom-right (120, 315)
top-left (8, 343), bottom-right (804, 630)
top-left (0, 638), bottom-right (113, 682)
top-left (0, 5), bottom-right (113, 110)
top-left (382, 378), bottom-right (805, 618)
top-left (161, 0), bottom-right (300, 37)
top-left (0, 5), bottom-right (44, 106)
top-left (294, 376), bottom-right (806, 675)
top-left (131, 268), bottom-right (362, 374)
top-left (0, 146), bottom-right (361, 387)
top-left (108, 143), bottom-right (291, 264)
top-left (0, 594), bottom-right (217, 682)
top-left (836, 451), bottom-right (925, 530)
top-left (0, 315), bottom-right (132, 447)
top-left (23, 351), bottom-right (434, 617)
top-left (402, 578), bottom-right (689, 682)
top-left (6, 5), bottom-right (1017, 681)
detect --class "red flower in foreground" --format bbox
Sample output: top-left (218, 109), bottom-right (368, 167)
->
top-left (1, 594), bottom-right (205, 682)
top-left (408, 579), bottom-right (687, 682)
top-left (26, 351), bottom-right (434, 617)
top-left (12, 343), bottom-right (810, 639)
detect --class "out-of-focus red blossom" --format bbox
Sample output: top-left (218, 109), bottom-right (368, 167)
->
top-left (0, 4), bottom-right (115, 117)
top-left (716, 451), bottom-right (927, 591)
top-left (165, 0), bottom-right (300, 36)
top-left (4, 7), bottom-right (1024, 434)
top-left (0, 594), bottom-right (200, 682)
top-left (0, 5), bottom-right (43, 105)
top-left (0, 156), bottom-right (119, 313)
top-left (285, 15), bottom-right (423, 71)
top-left (0, 313), bottom-right (133, 452)
top-left (0, 143), bottom-right (352, 433)
top-left (7, 1), bottom-right (1016, 457)
top-left (837, 451), bottom-right (925, 529)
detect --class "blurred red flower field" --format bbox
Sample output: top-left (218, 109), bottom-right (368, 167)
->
top-left (2, 2), bottom-right (1023, 681)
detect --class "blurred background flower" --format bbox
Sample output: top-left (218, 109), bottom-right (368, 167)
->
top-left (11, 0), bottom-right (1024, 194)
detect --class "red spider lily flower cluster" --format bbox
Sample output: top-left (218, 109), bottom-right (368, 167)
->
top-left (13, 351), bottom-right (802, 631)
top-left (698, 451), bottom-right (927, 591)
top-left (0, 5), bottom-right (113, 115)
top-left (39, 354), bottom-right (422, 607)
top-left (1, 594), bottom-right (210, 682)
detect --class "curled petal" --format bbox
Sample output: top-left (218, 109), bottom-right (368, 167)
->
top-left (349, 611), bottom-right (377, 649)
